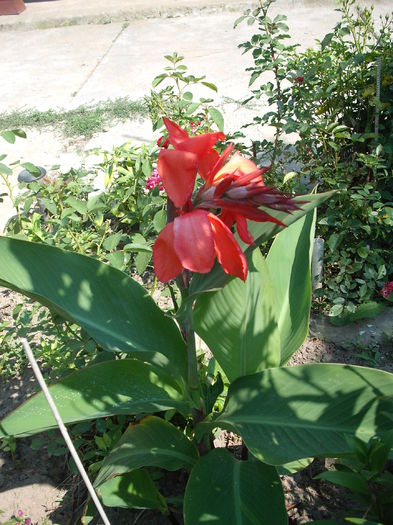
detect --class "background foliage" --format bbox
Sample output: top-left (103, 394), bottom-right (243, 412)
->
top-left (237, 0), bottom-right (393, 316)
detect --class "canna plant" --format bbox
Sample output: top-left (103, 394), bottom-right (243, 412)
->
top-left (0, 121), bottom-right (393, 524)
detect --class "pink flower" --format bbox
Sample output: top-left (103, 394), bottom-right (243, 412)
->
top-left (17, 510), bottom-right (24, 518)
top-left (381, 281), bottom-right (393, 299)
top-left (191, 120), bottom-right (201, 133)
top-left (145, 168), bottom-right (164, 192)
top-left (25, 518), bottom-right (31, 525)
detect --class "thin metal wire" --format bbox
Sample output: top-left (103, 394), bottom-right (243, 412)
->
top-left (20, 338), bottom-right (111, 525)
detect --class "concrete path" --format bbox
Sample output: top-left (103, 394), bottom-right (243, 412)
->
top-left (0, 0), bottom-right (392, 233)
top-left (1, 1), bottom-right (391, 112)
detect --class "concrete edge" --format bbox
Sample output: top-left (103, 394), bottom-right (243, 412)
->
top-left (309, 308), bottom-right (393, 349)
top-left (0, 0), bottom-right (363, 33)
top-left (0, 3), bottom-right (254, 32)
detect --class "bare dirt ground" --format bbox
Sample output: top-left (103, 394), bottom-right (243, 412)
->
top-left (0, 288), bottom-right (392, 524)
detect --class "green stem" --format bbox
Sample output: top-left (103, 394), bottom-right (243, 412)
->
top-left (167, 284), bottom-right (179, 312)
top-left (261, 0), bottom-right (283, 169)
top-left (68, 230), bottom-right (84, 254)
top-left (95, 222), bottom-right (109, 257)
top-left (184, 313), bottom-right (200, 402)
top-left (0, 171), bottom-right (21, 226)
top-left (150, 275), bottom-right (158, 297)
top-left (63, 322), bottom-right (83, 342)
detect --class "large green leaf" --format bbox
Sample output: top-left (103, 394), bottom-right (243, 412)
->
top-left (266, 211), bottom-right (315, 364)
top-left (189, 191), bottom-right (334, 296)
top-left (0, 360), bottom-right (190, 438)
top-left (184, 448), bottom-right (287, 525)
top-left (314, 470), bottom-right (369, 495)
top-left (0, 237), bottom-right (186, 379)
top-left (305, 521), bottom-right (382, 525)
top-left (345, 518), bottom-right (383, 525)
top-left (98, 470), bottom-right (167, 511)
top-left (212, 364), bottom-right (393, 465)
top-left (276, 457), bottom-right (313, 475)
top-left (95, 416), bottom-right (198, 487)
top-left (193, 249), bottom-right (280, 382)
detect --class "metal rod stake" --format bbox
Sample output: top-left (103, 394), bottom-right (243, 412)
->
top-left (20, 338), bottom-right (111, 525)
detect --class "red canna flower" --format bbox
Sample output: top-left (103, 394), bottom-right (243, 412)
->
top-left (153, 119), bottom-right (301, 283)
top-left (153, 209), bottom-right (247, 282)
top-left (157, 117), bottom-right (225, 208)
top-left (194, 147), bottom-right (302, 244)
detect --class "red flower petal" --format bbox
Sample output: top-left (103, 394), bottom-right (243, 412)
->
top-left (207, 213), bottom-right (248, 281)
top-left (214, 175), bottom-right (235, 198)
top-left (215, 200), bottom-right (286, 226)
top-left (177, 132), bottom-right (225, 161)
top-left (219, 209), bottom-right (236, 228)
top-left (158, 149), bottom-right (198, 208)
top-left (163, 117), bottom-right (189, 148)
top-left (205, 144), bottom-right (234, 183)
top-left (198, 149), bottom-right (220, 181)
top-left (235, 214), bottom-right (254, 244)
top-left (213, 152), bottom-right (258, 183)
top-left (174, 210), bottom-right (215, 274)
top-left (153, 222), bottom-right (183, 282)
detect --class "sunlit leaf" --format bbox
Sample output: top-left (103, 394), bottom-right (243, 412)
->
top-left (0, 237), bottom-right (186, 380)
top-left (211, 364), bottom-right (393, 465)
top-left (194, 249), bottom-right (280, 381)
top-left (95, 416), bottom-right (198, 486)
top-left (0, 360), bottom-right (190, 438)
top-left (184, 449), bottom-right (287, 524)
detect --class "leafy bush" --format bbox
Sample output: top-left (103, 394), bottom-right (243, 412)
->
top-left (316, 432), bottom-right (393, 523)
top-left (7, 142), bottom-right (165, 275)
top-left (0, 299), bottom-right (95, 381)
top-left (237, 0), bottom-right (393, 317)
top-left (1, 135), bottom-right (166, 381)
top-left (145, 52), bottom-right (225, 134)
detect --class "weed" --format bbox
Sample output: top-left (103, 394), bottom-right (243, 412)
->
top-left (353, 339), bottom-right (381, 367)
top-left (316, 432), bottom-right (393, 523)
top-left (0, 98), bottom-right (148, 139)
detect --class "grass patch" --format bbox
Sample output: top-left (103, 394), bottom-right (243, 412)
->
top-left (0, 97), bottom-right (148, 139)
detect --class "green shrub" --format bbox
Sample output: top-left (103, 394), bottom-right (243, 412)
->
top-left (7, 142), bottom-right (165, 275)
top-left (237, 0), bottom-right (393, 317)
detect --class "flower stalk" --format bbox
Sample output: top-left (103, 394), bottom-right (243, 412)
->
top-left (167, 195), bottom-right (201, 411)
top-left (183, 311), bottom-right (201, 409)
